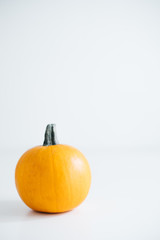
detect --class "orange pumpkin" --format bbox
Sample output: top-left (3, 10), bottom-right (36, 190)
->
top-left (15, 124), bottom-right (91, 213)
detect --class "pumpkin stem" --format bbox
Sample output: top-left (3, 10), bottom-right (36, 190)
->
top-left (43, 124), bottom-right (59, 146)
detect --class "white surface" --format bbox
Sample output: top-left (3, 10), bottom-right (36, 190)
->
top-left (1, 147), bottom-right (160, 240)
top-left (0, 0), bottom-right (160, 149)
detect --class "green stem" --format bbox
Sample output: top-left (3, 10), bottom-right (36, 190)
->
top-left (43, 124), bottom-right (59, 146)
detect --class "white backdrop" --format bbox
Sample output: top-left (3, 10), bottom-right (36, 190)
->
top-left (0, 0), bottom-right (160, 150)
top-left (1, 1), bottom-right (160, 240)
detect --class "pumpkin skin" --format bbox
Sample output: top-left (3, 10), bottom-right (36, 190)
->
top-left (15, 125), bottom-right (91, 213)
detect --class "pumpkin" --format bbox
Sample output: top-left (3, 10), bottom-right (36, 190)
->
top-left (15, 124), bottom-right (91, 213)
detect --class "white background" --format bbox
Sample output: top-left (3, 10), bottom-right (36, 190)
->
top-left (0, 0), bottom-right (160, 239)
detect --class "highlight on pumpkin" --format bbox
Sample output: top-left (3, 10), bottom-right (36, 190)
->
top-left (15, 124), bottom-right (91, 213)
